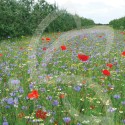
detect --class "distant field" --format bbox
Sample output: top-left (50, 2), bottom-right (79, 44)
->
top-left (0, 26), bottom-right (125, 125)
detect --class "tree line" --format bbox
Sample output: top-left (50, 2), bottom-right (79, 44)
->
top-left (109, 17), bottom-right (125, 30)
top-left (0, 0), bottom-right (95, 39)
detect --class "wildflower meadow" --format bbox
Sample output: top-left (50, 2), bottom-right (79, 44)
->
top-left (1, 0), bottom-right (125, 125)
top-left (1, 25), bottom-right (125, 125)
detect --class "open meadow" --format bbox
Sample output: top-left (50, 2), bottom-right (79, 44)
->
top-left (0, 26), bottom-right (125, 125)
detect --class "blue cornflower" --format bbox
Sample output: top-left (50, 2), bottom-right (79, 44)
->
top-left (63, 117), bottom-right (71, 123)
top-left (11, 79), bottom-right (20, 85)
top-left (29, 83), bottom-right (34, 90)
top-left (77, 123), bottom-right (81, 125)
top-left (3, 121), bottom-right (8, 125)
top-left (5, 105), bottom-right (10, 109)
top-left (122, 119), bottom-right (125, 124)
top-left (46, 96), bottom-right (52, 101)
top-left (3, 117), bottom-right (8, 125)
top-left (41, 88), bottom-right (46, 93)
top-left (74, 86), bottom-right (81, 92)
top-left (7, 98), bottom-right (14, 105)
top-left (113, 94), bottom-right (121, 99)
top-left (14, 98), bottom-right (18, 105)
top-left (107, 107), bottom-right (117, 112)
top-left (18, 87), bottom-right (24, 93)
top-left (52, 100), bottom-right (59, 106)
top-left (10, 92), bottom-right (16, 97)
top-left (27, 69), bottom-right (31, 74)
top-left (36, 105), bottom-right (42, 109)
top-left (42, 63), bottom-right (47, 67)
top-left (21, 106), bottom-right (28, 110)
top-left (38, 76), bottom-right (43, 79)
top-left (121, 101), bottom-right (125, 105)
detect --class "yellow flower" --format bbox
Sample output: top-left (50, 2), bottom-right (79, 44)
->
top-left (84, 38), bottom-right (88, 40)
top-left (27, 61), bottom-right (31, 63)
top-left (27, 78), bottom-right (31, 82)
top-left (6, 89), bottom-right (9, 91)
top-left (71, 64), bottom-right (76, 67)
top-left (28, 47), bottom-right (33, 51)
top-left (23, 52), bottom-right (28, 55)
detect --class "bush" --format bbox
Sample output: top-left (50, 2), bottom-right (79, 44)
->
top-left (0, 0), bottom-right (95, 39)
top-left (109, 17), bottom-right (125, 30)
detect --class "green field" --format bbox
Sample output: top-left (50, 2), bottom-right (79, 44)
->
top-left (0, 26), bottom-right (125, 125)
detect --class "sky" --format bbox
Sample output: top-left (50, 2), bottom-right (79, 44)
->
top-left (45, 0), bottom-right (125, 24)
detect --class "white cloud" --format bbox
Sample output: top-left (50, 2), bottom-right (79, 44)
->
top-left (45, 0), bottom-right (125, 24)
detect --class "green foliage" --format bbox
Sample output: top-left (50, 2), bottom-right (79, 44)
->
top-left (0, 0), bottom-right (95, 39)
top-left (109, 17), bottom-right (125, 30)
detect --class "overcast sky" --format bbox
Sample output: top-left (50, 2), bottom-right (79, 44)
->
top-left (45, 0), bottom-right (125, 24)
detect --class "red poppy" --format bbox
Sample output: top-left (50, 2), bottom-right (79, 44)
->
top-left (60, 45), bottom-right (67, 51)
top-left (121, 51), bottom-right (125, 56)
top-left (46, 37), bottom-right (51, 42)
top-left (0, 53), bottom-right (3, 57)
top-left (78, 54), bottom-right (90, 62)
top-left (90, 105), bottom-right (95, 110)
top-left (106, 63), bottom-right (113, 68)
top-left (43, 47), bottom-right (47, 51)
top-left (95, 64), bottom-right (98, 66)
top-left (36, 110), bottom-right (47, 120)
top-left (20, 47), bottom-right (24, 50)
top-left (54, 48), bottom-right (56, 52)
top-left (32, 90), bottom-right (39, 94)
top-left (102, 69), bottom-right (110, 76)
top-left (18, 112), bottom-right (25, 119)
top-left (98, 35), bottom-right (102, 38)
top-left (41, 37), bottom-right (45, 40)
top-left (28, 90), bottom-right (39, 99)
top-left (46, 75), bottom-right (50, 80)
top-left (82, 80), bottom-right (86, 84)
top-left (59, 94), bottom-right (65, 99)
top-left (121, 32), bottom-right (125, 35)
